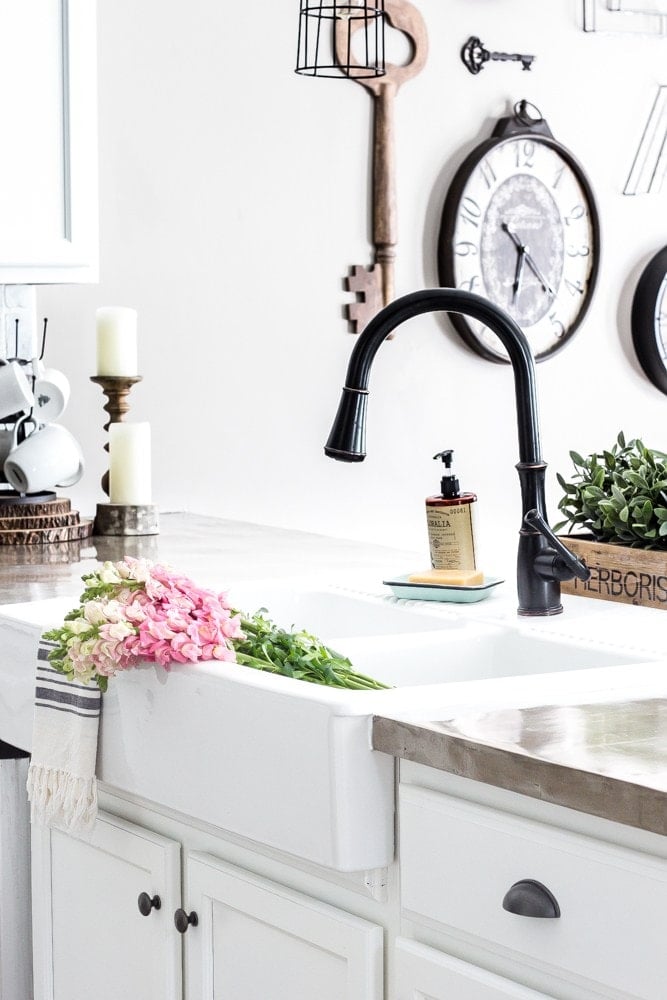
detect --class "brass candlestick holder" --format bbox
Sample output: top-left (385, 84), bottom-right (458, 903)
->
top-left (90, 375), bottom-right (143, 496)
top-left (90, 374), bottom-right (159, 537)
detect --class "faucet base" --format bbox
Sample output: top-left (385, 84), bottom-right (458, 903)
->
top-left (518, 604), bottom-right (563, 617)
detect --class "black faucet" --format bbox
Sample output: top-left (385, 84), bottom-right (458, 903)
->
top-left (324, 288), bottom-right (590, 616)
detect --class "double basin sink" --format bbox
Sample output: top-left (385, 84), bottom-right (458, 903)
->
top-left (0, 581), bottom-right (655, 871)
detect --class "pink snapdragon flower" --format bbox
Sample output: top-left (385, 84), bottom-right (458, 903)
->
top-left (48, 557), bottom-right (245, 687)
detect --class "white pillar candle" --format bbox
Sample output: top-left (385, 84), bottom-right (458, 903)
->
top-left (109, 422), bottom-right (152, 505)
top-left (96, 307), bottom-right (138, 376)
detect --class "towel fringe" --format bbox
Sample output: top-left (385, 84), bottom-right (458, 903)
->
top-left (27, 764), bottom-right (97, 835)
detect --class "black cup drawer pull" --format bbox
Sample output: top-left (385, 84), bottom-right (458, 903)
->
top-left (502, 879), bottom-right (560, 918)
top-left (174, 908), bottom-right (199, 933)
top-left (137, 892), bottom-right (161, 917)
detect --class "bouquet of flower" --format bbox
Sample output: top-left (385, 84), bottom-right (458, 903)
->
top-left (44, 558), bottom-right (389, 692)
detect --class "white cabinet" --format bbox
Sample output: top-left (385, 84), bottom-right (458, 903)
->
top-left (0, 754), bottom-right (32, 1000)
top-left (31, 810), bottom-right (384, 1000)
top-left (31, 812), bottom-right (182, 1000)
top-left (396, 938), bottom-right (551, 1000)
top-left (398, 780), bottom-right (667, 1000)
top-left (0, 0), bottom-right (97, 283)
top-left (185, 852), bottom-right (383, 1000)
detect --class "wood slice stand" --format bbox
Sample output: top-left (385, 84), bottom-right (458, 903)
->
top-left (0, 496), bottom-right (93, 546)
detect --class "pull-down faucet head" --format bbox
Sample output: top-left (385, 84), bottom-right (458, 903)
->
top-left (324, 288), bottom-right (589, 616)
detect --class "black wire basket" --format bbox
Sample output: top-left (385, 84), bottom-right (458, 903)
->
top-left (295, 1), bottom-right (386, 79)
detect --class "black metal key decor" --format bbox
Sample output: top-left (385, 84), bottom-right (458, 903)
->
top-left (461, 36), bottom-right (535, 74)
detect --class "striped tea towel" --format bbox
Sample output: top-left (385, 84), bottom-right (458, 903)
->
top-left (26, 638), bottom-right (100, 834)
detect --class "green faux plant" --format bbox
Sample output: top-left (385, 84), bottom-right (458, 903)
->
top-left (554, 432), bottom-right (667, 548)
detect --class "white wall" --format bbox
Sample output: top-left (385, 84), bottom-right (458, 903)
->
top-left (38, 0), bottom-right (667, 570)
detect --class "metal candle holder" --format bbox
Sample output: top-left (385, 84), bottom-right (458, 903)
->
top-left (90, 374), bottom-right (159, 536)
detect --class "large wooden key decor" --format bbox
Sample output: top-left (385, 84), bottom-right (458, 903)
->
top-left (336, 0), bottom-right (428, 332)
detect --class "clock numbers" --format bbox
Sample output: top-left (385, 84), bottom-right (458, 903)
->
top-left (460, 196), bottom-right (482, 228)
top-left (552, 165), bottom-right (565, 189)
top-left (514, 140), bottom-right (535, 169)
top-left (479, 158), bottom-right (496, 189)
top-left (567, 244), bottom-right (590, 257)
top-left (455, 241), bottom-right (478, 257)
top-left (549, 312), bottom-right (565, 338)
top-left (458, 275), bottom-right (480, 292)
top-left (564, 204), bottom-right (586, 226)
top-left (564, 277), bottom-right (585, 296)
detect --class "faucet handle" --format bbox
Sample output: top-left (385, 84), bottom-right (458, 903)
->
top-left (524, 508), bottom-right (591, 582)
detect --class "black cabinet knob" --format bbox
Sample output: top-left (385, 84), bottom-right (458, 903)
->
top-left (137, 892), bottom-right (161, 917)
top-left (502, 879), bottom-right (560, 918)
top-left (174, 908), bottom-right (199, 933)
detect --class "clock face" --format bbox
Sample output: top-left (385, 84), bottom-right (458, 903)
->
top-left (654, 276), bottom-right (667, 361)
top-left (439, 133), bottom-right (599, 363)
top-left (631, 245), bottom-right (667, 395)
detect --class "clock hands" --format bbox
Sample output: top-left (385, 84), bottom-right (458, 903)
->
top-left (502, 222), bottom-right (555, 299)
top-left (512, 245), bottom-right (526, 302)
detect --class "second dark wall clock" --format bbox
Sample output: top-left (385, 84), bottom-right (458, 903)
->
top-left (438, 101), bottom-right (601, 363)
top-left (631, 245), bottom-right (667, 395)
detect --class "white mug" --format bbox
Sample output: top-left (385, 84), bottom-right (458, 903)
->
top-left (32, 360), bottom-right (70, 423)
top-left (4, 423), bottom-right (84, 493)
top-left (0, 361), bottom-right (33, 421)
top-left (0, 426), bottom-right (16, 466)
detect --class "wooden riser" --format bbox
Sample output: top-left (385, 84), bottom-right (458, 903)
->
top-left (0, 519), bottom-right (94, 546)
top-left (0, 497), bottom-right (71, 517)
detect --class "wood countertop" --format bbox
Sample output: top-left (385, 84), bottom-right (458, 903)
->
top-left (373, 694), bottom-right (667, 836)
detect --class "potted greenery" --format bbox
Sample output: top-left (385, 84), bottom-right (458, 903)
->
top-left (554, 432), bottom-right (667, 608)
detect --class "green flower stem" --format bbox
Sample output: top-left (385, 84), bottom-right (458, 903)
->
top-left (233, 611), bottom-right (391, 691)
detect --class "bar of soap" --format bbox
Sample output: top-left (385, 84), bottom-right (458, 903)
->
top-left (407, 568), bottom-right (484, 586)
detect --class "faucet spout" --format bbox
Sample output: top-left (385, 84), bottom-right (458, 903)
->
top-left (324, 288), bottom-right (589, 616)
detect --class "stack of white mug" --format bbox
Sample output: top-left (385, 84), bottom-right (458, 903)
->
top-left (0, 358), bottom-right (84, 497)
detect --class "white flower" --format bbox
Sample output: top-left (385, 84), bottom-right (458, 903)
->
top-left (66, 617), bottom-right (92, 636)
top-left (99, 563), bottom-right (122, 585)
top-left (106, 621), bottom-right (135, 641)
top-left (83, 601), bottom-right (107, 626)
top-left (78, 637), bottom-right (98, 658)
top-left (103, 599), bottom-right (126, 624)
top-left (126, 559), bottom-right (151, 583)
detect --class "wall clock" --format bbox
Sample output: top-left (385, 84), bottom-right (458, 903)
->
top-left (438, 100), bottom-right (600, 363)
top-left (631, 245), bottom-right (667, 394)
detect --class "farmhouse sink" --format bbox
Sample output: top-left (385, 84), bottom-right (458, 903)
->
top-left (339, 624), bottom-right (643, 687)
top-left (0, 584), bottom-right (656, 872)
top-left (228, 580), bottom-right (452, 638)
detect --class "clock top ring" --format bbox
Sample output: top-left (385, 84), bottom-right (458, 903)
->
top-left (438, 101), bottom-right (601, 363)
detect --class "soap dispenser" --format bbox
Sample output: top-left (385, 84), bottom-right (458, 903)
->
top-left (425, 449), bottom-right (478, 571)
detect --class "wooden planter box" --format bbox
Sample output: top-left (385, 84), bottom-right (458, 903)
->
top-left (559, 535), bottom-right (667, 610)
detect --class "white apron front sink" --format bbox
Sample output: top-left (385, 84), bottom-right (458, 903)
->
top-left (0, 585), bottom-right (656, 872)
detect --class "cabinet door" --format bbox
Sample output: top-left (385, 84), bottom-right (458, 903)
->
top-left (31, 811), bottom-right (182, 1000)
top-left (184, 853), bottom-right (383, 1000)
top-left (0, 0), bottom-right (97, 282)
top-left (396, 938), bottom-right (551, 1000)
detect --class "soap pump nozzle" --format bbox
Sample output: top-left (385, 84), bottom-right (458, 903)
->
top-left (433, 449), bottom-right (460, 498)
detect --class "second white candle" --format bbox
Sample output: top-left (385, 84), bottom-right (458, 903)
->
top-left (109, 422), bottom-right (152, 505)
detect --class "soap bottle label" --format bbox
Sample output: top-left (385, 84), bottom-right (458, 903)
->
top-left (426, 503), bottom-right (477, 571)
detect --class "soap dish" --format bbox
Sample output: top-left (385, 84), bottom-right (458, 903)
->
top-left (382, 573), bottom-right (504, 603)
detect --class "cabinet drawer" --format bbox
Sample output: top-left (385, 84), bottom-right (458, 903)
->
top-left (400, 785), bottom-right (667, 999)
top-left (396, 937), bottom-right (551, 999)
